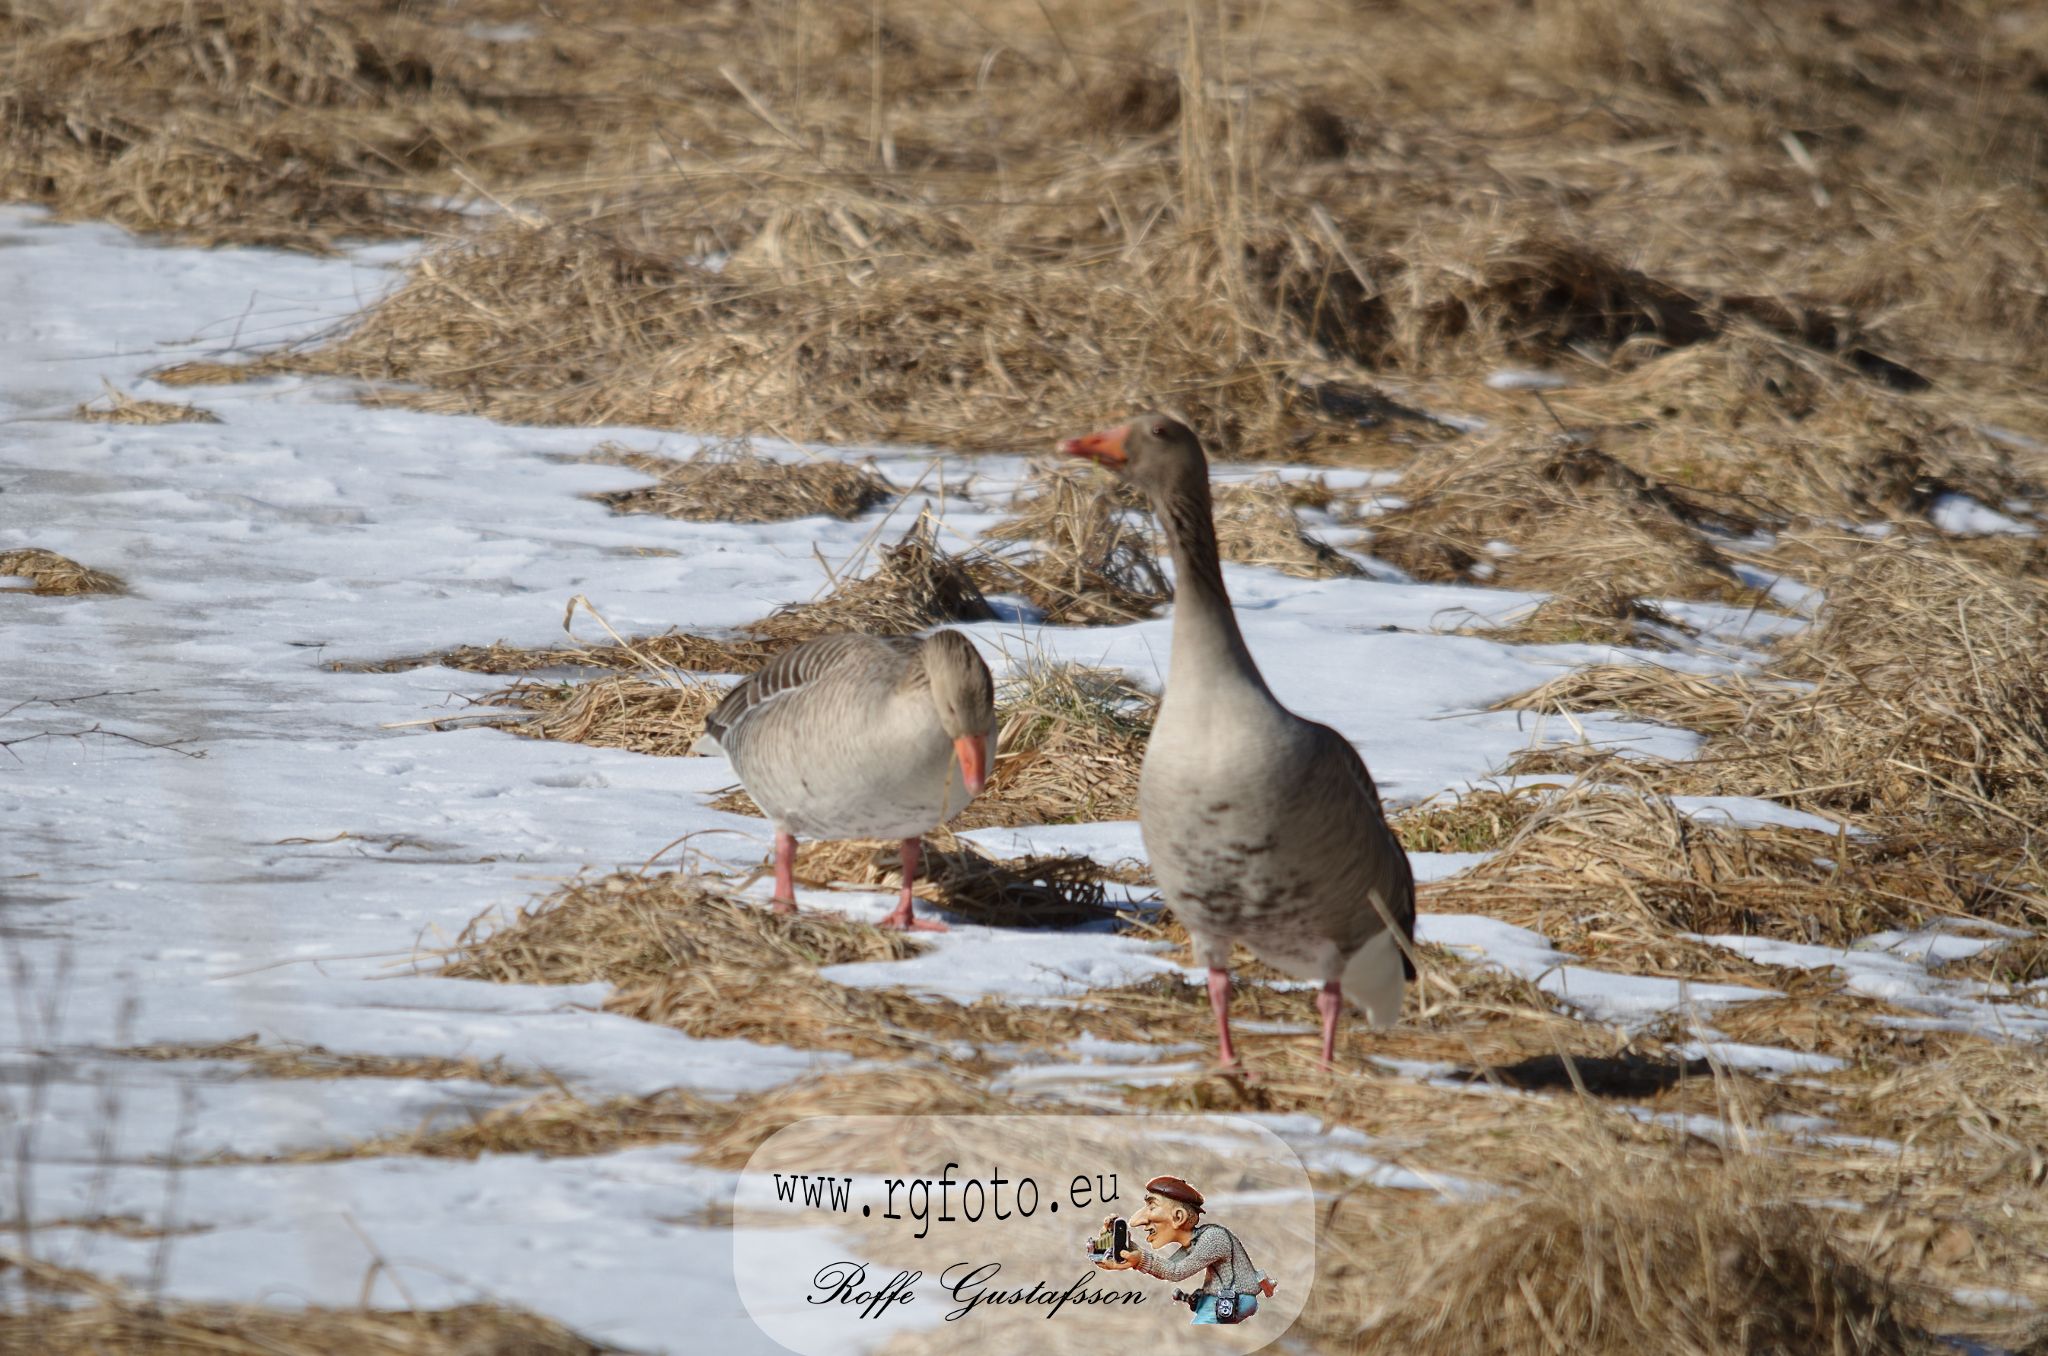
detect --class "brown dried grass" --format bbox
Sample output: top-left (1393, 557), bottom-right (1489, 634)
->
top-left (334, 630), bottom-right (780, 676)
top-left (1506, 540), bottom-right (2048, 842)
top-left (1209, 479), bottom-right (1364, 578)
top-left (0, 547), bottom-right (124, 596)
top-left (1339, 1150), bottom-right (1934, 1355)
top-left (952, 661), bottom-right (1155, 829)
top-left (1429, 781), bottom-right (1904, 953)
top-left (1458, 578), bottom-right (1699, 651)
top-left (744, 512), bottom-right (995, 643)
top-left (440, 871), bottom-right (1092, 1060)
top-left (474, 672), bottom-right (724, 758)
top-left (16, 0), bottom-right (2048, 485)
top-left (978, 463), bottom-right (1169, 624)
top-left (110, 1035), bottom-right (538, 1087)
top-left (1392, 785), bottom-right (1547, 854)
top-left (0, 0), bottom-right (505, 251)
top-left (1364, 433), bottom-right (1760, 602)
top-left (794, 830), bottom-right (1118, 929)
top-left (0, 1266), bottom-right (602, 1356)
top-left (296, 1089), bottom-right (716, 1165)
top-left (71, 384), bottom-right (219, 425)
top-left (585, 439), bottom-right (895, 523)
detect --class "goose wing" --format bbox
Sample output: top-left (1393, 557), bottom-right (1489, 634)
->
top-left (702, 633), bottom-right (916, 757)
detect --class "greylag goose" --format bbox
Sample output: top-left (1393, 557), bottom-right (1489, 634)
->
top-left (1061, 414), bottom-right (1416, 1067)
top-left (699, 630), bottom-right (996, 931)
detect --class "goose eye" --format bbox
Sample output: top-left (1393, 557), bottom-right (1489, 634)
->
top-left (1151, 422), bottom-right (1168, 436)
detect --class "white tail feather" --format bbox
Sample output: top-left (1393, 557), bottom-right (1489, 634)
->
top-left (1341, 930), bottom-right (1406, 1029)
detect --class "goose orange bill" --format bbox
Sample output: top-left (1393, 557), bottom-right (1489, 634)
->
top-left (954, 734), bottom-right (989, 795)
top-left (1059, 424), bottom-right (1129, 467)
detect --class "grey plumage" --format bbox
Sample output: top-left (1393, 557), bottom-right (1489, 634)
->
top-left (701, 629), bottom-right (996, 930)
top-left (705, 631), bottom-right (992, 841)
top-left (1062, 412), bottom-right (1415, 1063)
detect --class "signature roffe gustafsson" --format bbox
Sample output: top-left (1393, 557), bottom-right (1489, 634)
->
top-left (806, 1260), bottom-right (1146, 1321)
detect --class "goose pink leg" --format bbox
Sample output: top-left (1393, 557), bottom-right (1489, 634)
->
top-left (772, 830), bottom-right (798, 914)
top-left (1208, 967), bottom-right (1239, 1069)
top-left (1317, 980), bottom-right (1344, 1070)
top-left (878, 837), bottom-right (948, 932)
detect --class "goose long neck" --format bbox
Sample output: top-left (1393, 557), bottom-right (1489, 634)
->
top-left (1150, 474), bottom-right (1266, 693)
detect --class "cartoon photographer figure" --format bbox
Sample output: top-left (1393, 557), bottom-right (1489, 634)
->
top-left (1093, 1175), bottom-right (1276, 1325)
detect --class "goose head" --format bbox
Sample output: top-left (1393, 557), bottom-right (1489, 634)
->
top-left (920, 629), bottom-right (995, 795)
top-left (1058, 410), bottom-right (1208, 497)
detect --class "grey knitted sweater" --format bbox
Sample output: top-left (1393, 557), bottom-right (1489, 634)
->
top-left (1131, 1224), bottom-right (1267, 1296)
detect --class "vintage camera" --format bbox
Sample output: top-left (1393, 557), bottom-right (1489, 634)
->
top-left (1086, 1217), bottom-right (1130, 1262)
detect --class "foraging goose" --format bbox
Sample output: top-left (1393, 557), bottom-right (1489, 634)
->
top-left (700, 630), bottom-right (995, 931)
top-left (1061, 414), bottom-right (1416, 1067)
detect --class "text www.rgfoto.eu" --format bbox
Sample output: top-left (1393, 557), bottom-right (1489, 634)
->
top-left (772, 1164), bottom-right (1120, 1239)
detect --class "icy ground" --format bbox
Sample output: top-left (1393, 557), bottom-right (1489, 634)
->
top-left (3, 208), bottom-right (2040, 1350)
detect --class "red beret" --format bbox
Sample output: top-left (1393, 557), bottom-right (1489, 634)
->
top-left (1144, 1175), bottom-right (1204, 1209)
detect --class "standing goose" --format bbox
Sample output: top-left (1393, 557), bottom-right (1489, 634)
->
top-left (1061, 414), bottom-right (1416, 1067)
top-left (699, 630), bottom-right (995, 931)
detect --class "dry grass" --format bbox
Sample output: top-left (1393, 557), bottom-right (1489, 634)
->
top-left (440, 870), bottom-right (1095, 1060)
top-left (0, 1260), bottom-right (601, 1355)
top-left (793, 829), bottom-right (1118, 928)
top-left (979, 463), bottom-right (1169, 624)
top-left (109, 1035), bottom-right (539, 1086)
top-left (300, 1088), bottom-right (716, 1165)
top-left (334, 630), bottom-right (780, 676)
top-left (0, 0), bottom-right (529, 251)
top-left (22, 1), bottom-right (2048, 1336)
top-left (688, 1066), bottom-right (1012, 1170)
top-left (1334, 1150), bottom-right (1933, 1355)
top-left (0, 547), bottom-right (124, 596)
top-left (744, 512), bottom-right (994, 643)
top-left (1455, 577), bottom-right (1699, 651)
top-left (952, 661), bottom-right (1155, 829)
top-left (1504, 540), bottom-right (2048, 847)
top-left (1392, 785), bottom-right (1547, 854)
top-left (293, 1064), bottom-right (1011, 1173)
top-left (1428, 781), bottom-right (1909, 958)
top-left (474, 672), bottom-right (725, 757)
top-left (584, 438), bottom-right (895, 522)
top-left (13, 0), bottom-right (2048, 480)
top-left (1209, 478), bottom-right (1364, 578)
top-left (1363, 432), bottom-right (1760, 602)
top-left (71, 384), bottom-right (220, 425)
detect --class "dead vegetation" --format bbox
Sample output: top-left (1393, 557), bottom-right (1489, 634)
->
top-left (110, 1035), bottom-right (539, 1086)
top-left (1453, 577), bottom-right (1698, 651)
top-left (333, 630), bottom-right (780, 676)
top-left (35, 0), bottom-right (2031, 479)
top-left (1210, 479), bottom-right (1364, 578)
top-left (1391, 786), bottom-right (1546, 855)
top-left (476, 672), bottom-right (725, 757)
top-left (441, 870), bottom-right (1093, 1060)
top-left (0, 547), bottom-right (124, 596)
top-left (324, 1064), bottom-right (1011, 1172)
top-left (744, 513), bottom-right (995, 643)
top-left (1363, 433), bottom-right (1759, 602)
top-left (1337, 1149), bottom-right (1933, 1356)
top-left (71, 383), bottom-right (220, 425)
top-left (979, 463), bottom-right (1170, 624)
top-left (22, 0), bottom-right (2048, 1338)
top-left (793, 831), bottom-right (1118, 929)
top-left (1427, 783), bottom-right (1903, 960)
top-left (953, 661), bottom-right (1156, 828)
top-left (0, 1260), bottom-right (602, 1355)
top-left (1504, 540), bottom-right (2048, 845)
top-left (584, 439), bottom-right (895, 523)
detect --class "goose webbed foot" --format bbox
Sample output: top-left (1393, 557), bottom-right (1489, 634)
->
top-left (877, 836), bottom-right (949, 931)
